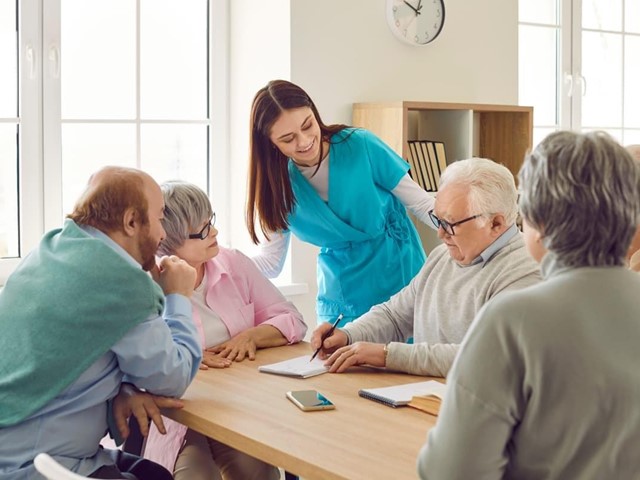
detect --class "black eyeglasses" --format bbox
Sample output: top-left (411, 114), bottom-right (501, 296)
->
top-left (428, 210), bottom-right (482, 236)
top-left (188, 213), bottom-right (216, 240)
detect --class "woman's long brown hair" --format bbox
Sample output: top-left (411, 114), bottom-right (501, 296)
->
top-left (246, 80), bottom-right (349, 243)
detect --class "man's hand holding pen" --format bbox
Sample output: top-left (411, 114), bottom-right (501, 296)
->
top-left (310, 318), bottom-right (389, 373)
top-left (310, 317), bottom-right (348, 361)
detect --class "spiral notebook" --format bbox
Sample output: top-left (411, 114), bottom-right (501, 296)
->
top-left (358, 380), bottom-right (446, 408)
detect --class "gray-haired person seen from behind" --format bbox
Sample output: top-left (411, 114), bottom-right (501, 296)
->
top-left (418, 131), bottom-right (640, 479)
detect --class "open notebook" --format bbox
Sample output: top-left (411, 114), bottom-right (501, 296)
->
top-left (358, 380), bottom-right (446, 412)
top-left (258, 355), bottom-right (329, 378)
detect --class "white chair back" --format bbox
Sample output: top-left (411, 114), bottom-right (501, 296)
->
top-left (33, 453), bottom-right (118, 480)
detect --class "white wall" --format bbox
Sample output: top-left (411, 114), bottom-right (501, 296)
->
top-left (227, 0), bottom-right (290, 250)
top-left (228, 0), bottom-right (519, 332)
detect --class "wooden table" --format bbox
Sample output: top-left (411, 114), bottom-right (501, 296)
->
top-left (163, 342), bottom-right (438, 480)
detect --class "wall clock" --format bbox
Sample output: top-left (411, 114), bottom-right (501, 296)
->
top-left (386, 0), bottom-right (445, 46)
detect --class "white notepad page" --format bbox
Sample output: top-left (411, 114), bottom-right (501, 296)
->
top-left (258, 355), bottom-right (329, 378)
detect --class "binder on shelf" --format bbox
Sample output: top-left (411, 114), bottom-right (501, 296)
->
top-left (407, 142), bottom-right (428, 190)
top-left (407, 140), bottom-right (448, 191)
top-left (416, 142), bottom-right (437, 191)
top-left (433, 141), bottom-right (448, 179)
top-left (425, 141), bottom-right (440, 187)
top-left (407, 140), bottom-right (434, 191)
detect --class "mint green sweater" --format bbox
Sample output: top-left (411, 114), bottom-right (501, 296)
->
top-left (0, 219), bottom-right (164, 427)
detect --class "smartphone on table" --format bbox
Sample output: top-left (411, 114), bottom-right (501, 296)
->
top-left (286, 390), bottom-right (335, 411)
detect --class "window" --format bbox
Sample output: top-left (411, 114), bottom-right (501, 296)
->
top-left (1, 0), bottom-right (229, 285)
top-left (0, 0), bottom-right (19, 260)
top-left (55, 0), bottom-right (210, 222)
top-left (519, 0), bottom-right (640, 147)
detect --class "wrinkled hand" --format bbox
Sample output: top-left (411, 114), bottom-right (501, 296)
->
top-left (324, 342), bottom-right (386, 373)
top-left (112, 383), bottom-right (184, 440)
top-left (207, 333), bottom-right (258, 362)
top-left (310, 323), bottom-right (348, 360)
top-left (150, 255), bottom-right (196, 298)
top-left (199, 350), bottom-right (233, 370)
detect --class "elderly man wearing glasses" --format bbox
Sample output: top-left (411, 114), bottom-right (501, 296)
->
top-left (310, 157), bottom-right (541, 377)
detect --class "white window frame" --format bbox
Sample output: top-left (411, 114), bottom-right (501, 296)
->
top-left (1, 0), bottom-right (231, 286)
top-left (0, 0), bottom-right (44, 283)
top-left (520, 0), bottom-right (640, 145)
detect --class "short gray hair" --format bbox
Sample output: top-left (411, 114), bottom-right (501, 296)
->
top-left (439, 157), bottom-right (518, 225)
top-left (519, 130), bottom-right (640, 268)
top-left (158, 180), bottom-right (213, 256)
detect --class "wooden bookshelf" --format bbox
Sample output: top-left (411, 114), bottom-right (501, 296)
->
top-left (352, 101), bottom-right (533, 253)
top-left (352, 101), bottom-right (533, 180)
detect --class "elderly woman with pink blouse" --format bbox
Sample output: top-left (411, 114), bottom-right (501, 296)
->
top-left (143, 180), bottom-right (307, 480)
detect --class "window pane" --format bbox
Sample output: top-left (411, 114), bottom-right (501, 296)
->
top-left (626, 0), bottom-right (640, 33)
top-left (518, 0), bottom-right (557, 24)
top-left (61, 124), bottom-right (136, 216)
top-left (61, 0), bottom-right (136, 119)
top-left (623, 129), bottom-right (640, 144)
top-left (0, 124), bottom-right (18, 257)
top-left (582, 32), bottom-right (622, 128)
top-left (0, 1), bottom-right (16, 117)
top-left (140, 124), bottom-right (208, 190)
top-left (625, 36), bottom-right (640, 127)
top-left (583, 0), bottom-right (622, 31)
top-left (519, 25), bottom-right (558, 126)
top-left (140, 0), bottom-right (208, 120)
top-left (532, 127), bottom-right (558, 150)
top-left (582, 127), bottom-right (623, 144)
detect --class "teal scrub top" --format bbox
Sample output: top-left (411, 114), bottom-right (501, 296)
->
top-left (287, 128), bottom-right (426, 322)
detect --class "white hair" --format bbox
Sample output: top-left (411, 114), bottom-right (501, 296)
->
top-left (439, 157), bottom-right (518, 225)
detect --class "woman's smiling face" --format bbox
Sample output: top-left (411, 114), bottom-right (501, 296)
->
top-left (268, 107), bottom-right (322, 166)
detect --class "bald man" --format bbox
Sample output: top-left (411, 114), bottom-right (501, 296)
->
top-left (626, 145), bottom-right (640, 272)
top-left (0, 167), bottom-right (202, 479)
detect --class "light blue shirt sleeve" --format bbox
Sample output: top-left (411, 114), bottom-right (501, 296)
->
top-left (114, 293), bottom-right (202, 397)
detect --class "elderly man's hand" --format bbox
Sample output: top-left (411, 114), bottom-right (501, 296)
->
top-left (310, 323), bottom-right (349, 360)
top-left (324, 342), bottom-right (386, 373)
top-left (112, 383), bottom-right (184, 440)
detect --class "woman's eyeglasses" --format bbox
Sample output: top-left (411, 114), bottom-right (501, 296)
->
top-left (188, 213), bottom-right (216, 240)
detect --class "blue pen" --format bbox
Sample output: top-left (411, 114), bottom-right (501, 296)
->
top-left (310, 313), bottom-right (344, 362)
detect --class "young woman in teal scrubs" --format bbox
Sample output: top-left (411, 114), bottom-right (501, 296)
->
top-left (246, 80), bottom-right (436, 324)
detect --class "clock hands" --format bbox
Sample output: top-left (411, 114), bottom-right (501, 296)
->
top-left (403, 0), bottom-right (422, 16)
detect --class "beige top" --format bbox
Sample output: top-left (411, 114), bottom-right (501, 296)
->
top-left (419, 254), bottom-right (640, 479)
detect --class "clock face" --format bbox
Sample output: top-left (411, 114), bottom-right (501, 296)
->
top-left (387, 0), bottom-right (445, 46)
